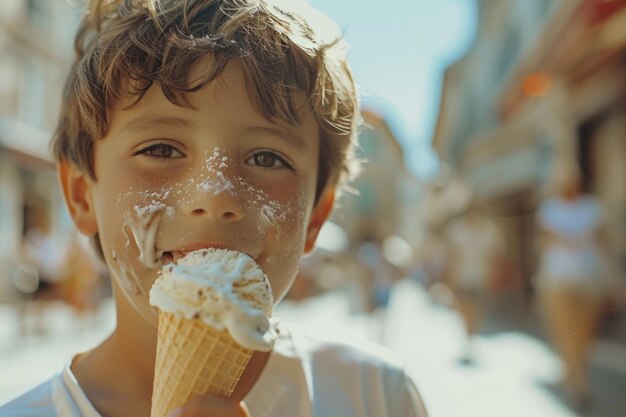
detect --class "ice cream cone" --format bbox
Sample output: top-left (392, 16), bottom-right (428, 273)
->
top-left (150, 311), bottom-right (253, 417)
top-left (149, 248), bottom-right (276, 417)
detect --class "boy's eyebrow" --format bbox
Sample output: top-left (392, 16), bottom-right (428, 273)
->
top-left (118, 116), bottom-right (309, 151)
top-left (118, 116), bottom-right (192, 133)
top-left (243, 126), bottom-right (309, 151)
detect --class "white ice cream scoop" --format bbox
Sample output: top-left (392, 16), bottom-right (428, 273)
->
top-left (149, 248), bottom-right (277, 351)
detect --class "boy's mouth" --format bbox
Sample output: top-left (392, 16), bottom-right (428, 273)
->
top-left (160, 250), bottom-right (199, 265)
top-left (159, 244), bottom-right (234, 265)
top-left (160, 251), bottom-right (178, 264)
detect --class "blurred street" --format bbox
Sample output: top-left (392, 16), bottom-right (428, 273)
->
top-left (2, 279), bottom-right (625, 417)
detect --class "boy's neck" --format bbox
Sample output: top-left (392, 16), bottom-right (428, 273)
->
top-left (110, 283), bottom-right (159, 385)
top-left (71, 282), bottom-right (157, 416)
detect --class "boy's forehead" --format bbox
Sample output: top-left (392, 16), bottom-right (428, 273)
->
top-left (112, 55), bottom-right (231, 109)
top-left (108, 58), bottom-right (319, 142)
top-left (115, 58), bottom-right (269, 109)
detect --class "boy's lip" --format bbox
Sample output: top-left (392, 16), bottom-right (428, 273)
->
top-left (160, 243), bottom-right (257, 264)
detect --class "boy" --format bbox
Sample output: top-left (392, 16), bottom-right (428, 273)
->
top-left (1, 1), bottom-right (427, 416)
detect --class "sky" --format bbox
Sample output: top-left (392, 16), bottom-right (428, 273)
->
top-left (310, 0), bottom-right (477, 178)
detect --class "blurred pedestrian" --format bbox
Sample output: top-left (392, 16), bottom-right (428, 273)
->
top-left (419, 174), bottom-right (472, 296)
top-left (57, 233), bottom-right (107, 315)
top-left (17, 220), bottom-right (68, 335)
top-left (446, 203), bottom-right (505, 364)
top-left (535, 159), bottom-right (614, 406)
top-left (22, 222), bottom-right (66, 302)
top-left (357, 239), bottom-right (397, 313)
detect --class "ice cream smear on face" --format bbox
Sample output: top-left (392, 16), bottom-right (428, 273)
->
top-left (149, 248), bottom-right (277, 351)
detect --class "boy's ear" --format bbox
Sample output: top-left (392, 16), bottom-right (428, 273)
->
top-left (57, 161), bottom-right (98, 236)
top-left (304, 186), bottom-right (336, 254)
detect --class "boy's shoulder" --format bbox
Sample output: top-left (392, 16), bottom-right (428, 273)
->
top-left (0, 377), bottom-right (58, 417)
top-left (282, 324), bottom-right (407, 375)
top-left (269, 325), bottom-right (428, 416)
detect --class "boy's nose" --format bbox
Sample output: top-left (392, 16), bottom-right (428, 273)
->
top-left (181, 188), bottom-right (246, 221)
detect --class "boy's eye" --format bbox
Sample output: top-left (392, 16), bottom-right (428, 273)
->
top-left (246, 151), bottom-right (292, 169)
top-left (134, 143), bottom-right (184, 159)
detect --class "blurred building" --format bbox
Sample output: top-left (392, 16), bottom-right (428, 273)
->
top-left (332, 109), bottom-right (421, 248)
top-left (433, 0), bottom-right (626, 286)
top-left (0, 0), bottom-right (82, 299)
top-left (300, 109), bottom-right (421, 306)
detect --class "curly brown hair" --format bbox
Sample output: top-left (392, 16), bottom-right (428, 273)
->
top-left (52, 0), bottom-right (360, 203)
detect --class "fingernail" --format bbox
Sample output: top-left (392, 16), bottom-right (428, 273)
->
top-left (167, 407), bottom-right (183, 417)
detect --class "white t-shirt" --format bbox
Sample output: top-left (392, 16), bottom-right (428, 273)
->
top-left (0, 327), bottom-right (427, 417)
top-left (536, 195), bottom-right (610, 290)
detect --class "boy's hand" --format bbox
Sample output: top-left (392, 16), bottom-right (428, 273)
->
top-left (167, 395), bottom-right (250, 417)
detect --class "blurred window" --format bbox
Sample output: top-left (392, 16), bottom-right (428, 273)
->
top-left (27, 0), bottom-right (49, 27)
top-left (0, 55), bottom-right (18, 107)
top-left (539, 0), bottom-right (555, 19)
top-left (496, 25), bottom-right (521, 82)
top-left (355, 182), bottom-right (375, 215)
top-left (449, 130), bottom-right (465, 166)
top-left (19, 63), bottom-right (46, 128)
top-left (0, 155), bottom-right (22, 257)
top-left (360, 130), bottom-right (379, 154)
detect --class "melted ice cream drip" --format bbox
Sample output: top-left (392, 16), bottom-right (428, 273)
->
top-left (123, 204), bottom-right (168, 268)
top-left (111, 250), bottom-right (143, 297)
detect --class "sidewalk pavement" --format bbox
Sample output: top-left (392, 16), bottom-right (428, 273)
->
top-left (384, 282), bottom-right (626, 417)
top-left (1, 280), bottom-right (625, 417)
top-left (278, 280), bottom-right (626, 417)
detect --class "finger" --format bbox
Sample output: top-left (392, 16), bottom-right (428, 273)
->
top-left (168, 395), bottom-right (250, 417)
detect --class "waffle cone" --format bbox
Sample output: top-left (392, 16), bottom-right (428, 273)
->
top-left (150, 311), bottom-right (253, 417)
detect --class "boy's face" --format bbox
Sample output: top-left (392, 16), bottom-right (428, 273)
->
top-left (60, 59), bottom-right (333, 325)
